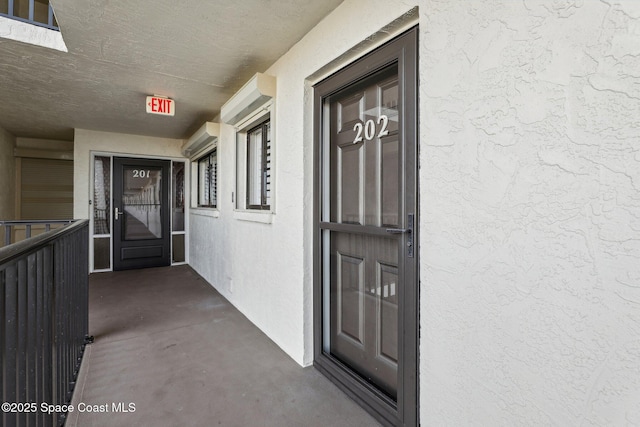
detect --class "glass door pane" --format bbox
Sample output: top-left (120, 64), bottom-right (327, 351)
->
top-left (122, 166), bottom-right (163, 240)
top-left (93, 156), bottom-right (111, 235)
top-left (172, 161), bottom-right (185, 231)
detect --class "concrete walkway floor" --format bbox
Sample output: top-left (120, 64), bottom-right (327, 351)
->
top-left (67, 265), bottom-right (379, 427)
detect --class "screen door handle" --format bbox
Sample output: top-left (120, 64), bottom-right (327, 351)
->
top-left (386, 228), bottom-right (410, 234)
top-left (114, 207), bottom-right (122, 220)
top-left (386, 214), bottom-right (414, 258)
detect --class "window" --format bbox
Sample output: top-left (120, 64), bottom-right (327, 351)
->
top-left (221, 73), bottom-right (275, 217)
top-left (197, 150), bottom-right (217, 208)
top-left (246, 120), bottom-right (271, 210)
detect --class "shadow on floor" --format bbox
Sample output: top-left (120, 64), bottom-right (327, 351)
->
top-left (67, 265), bottom-right (379, 427)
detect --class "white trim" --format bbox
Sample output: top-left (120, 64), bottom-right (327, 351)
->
top-left (190, 208), bottom-right (220, 218)
top-left (0, 16), bottom-right (68, 52)
top-left (233, 210), bottom-right (273, 224)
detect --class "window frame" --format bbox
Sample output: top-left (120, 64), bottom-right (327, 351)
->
top-left (196, 149), bottom-right (218, 209)
top-left (245, 119), bottom-right (271, 210)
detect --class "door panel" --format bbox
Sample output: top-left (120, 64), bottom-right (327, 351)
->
top-left (331, 67), bottom-right (400, 228)
top-left (113, 158), bottom-right (170, 270)
top-left (378, 262), bottom-right (399, 363)
top-left (336, 251), bottom-right (365, 344)
top-left (381, 135), bottom-right (400, 227)
top-left (330, 232), bottom-right (399, 399)
top-left (339, 144), bottom-right (363, 224)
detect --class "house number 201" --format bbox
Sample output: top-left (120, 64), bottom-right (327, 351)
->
top-left (353, 115), bottom-right (389, 144)
top-left (132, 169), bottom-right (150, 178)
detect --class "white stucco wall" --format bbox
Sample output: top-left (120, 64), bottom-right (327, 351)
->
top-left (0, 126), bottom-right (16, 219)
top-left (188, 0), bottom-right (419, 367)
top-left (186, 0), bottom-right (640, 423)
top-left (421, 0), bottom-right (640, 425)
top-left (73, 128), bottom-right (183, 219)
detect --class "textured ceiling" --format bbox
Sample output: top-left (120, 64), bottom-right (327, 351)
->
top-left (0, 0), bottom-right (343, 141)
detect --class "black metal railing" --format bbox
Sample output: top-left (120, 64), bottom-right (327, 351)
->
top-left (1, 220), bottom-right (90, 427)
top-left (1, 220), bottom-right (73, 247)
top-left (0, 0), bottom-right (59, 30)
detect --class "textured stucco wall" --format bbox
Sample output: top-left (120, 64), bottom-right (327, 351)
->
top-left (420, 0), bottom-right (640, 425)
top-left (166, 0), bottom-right (640, 423)
top-left (73, 128), bottom-right (183, 219)
top-left (0, 126), bottom-right (16, 219)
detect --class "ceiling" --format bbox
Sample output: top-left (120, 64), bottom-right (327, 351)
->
top-left (0, 0), bottom-right (344, 141)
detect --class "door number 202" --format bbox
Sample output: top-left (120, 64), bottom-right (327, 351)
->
top-left (353, 115), bottom-right (389, 144)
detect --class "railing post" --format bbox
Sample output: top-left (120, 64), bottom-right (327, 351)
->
top-left (8, 0), bottom-right (14, 17)
top-left (48, 4), bottom-right (54, 27)
top-left (4, 264), bottom-right (18, 427)
top-left (1, 220), bottom-right (75, 246)
top-left (28, 0), bottom-right (34, 21)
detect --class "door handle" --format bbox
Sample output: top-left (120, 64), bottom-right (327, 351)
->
top-left (386, 228), bottom-right (410, 234)
top-left (115, 207), bottom-right (122, 220)
top-left (386, 214), bottom-right (414, 258)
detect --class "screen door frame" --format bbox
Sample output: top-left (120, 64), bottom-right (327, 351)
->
top-left (313, 27), bottom-right (419, 426)
top-left (113, 157), bottom-right (171, 271)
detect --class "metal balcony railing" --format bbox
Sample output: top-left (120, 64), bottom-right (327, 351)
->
top-left (1, 220), bottom-right (90, 426)
top-left (0, 0), bottom-right (59, 31)
top-left (1, 220), bottom-right (73, 247)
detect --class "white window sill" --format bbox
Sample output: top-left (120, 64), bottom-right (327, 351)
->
top-left (190, 208), bottom-right (220, 218)
top-left (233, 210), bottom-right (273, 224)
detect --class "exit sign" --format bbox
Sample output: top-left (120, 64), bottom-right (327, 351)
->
top-left (146, 96), bottom-right (175, 116)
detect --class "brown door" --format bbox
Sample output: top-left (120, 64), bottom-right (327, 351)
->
top-left (113, 157), bottom-right (171, 270)
top-left (328, 64), bottom-right (404, 399)
top-left (314, 28), bottom-right (418, 426)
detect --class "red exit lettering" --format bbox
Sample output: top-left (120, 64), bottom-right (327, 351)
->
top-left (146, 96), bottom-right (175, 116)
